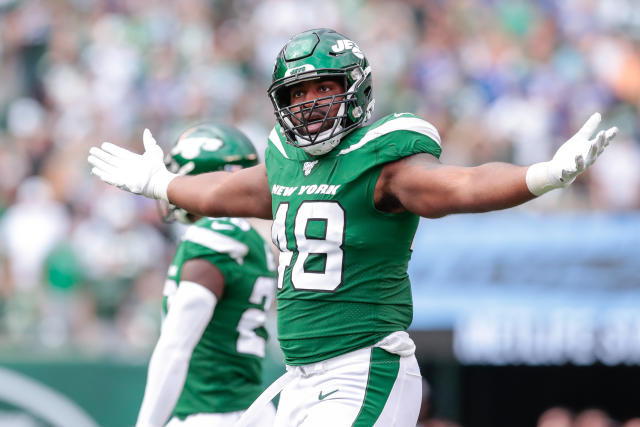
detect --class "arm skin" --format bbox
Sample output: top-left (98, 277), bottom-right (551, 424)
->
top-left (375, 153), bottom-right (535, 218)
top-left (167, 163), bottom-right (273, 219)
top-left (180, 258), bottom-right (226, 298)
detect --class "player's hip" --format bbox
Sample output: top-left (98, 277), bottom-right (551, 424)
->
top-left (275, 334), bottom-right (422, 426)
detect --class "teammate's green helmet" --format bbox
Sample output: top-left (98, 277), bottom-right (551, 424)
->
top-left (163, 123), bottom-right (258, 223)
top-left (268, 28), bottom-right (374, 156)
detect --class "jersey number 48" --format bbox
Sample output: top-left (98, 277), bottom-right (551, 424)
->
top-left (272, 201), bottom-right (345, 292)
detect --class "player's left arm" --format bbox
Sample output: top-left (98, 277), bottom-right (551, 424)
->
top-left (381, 112), bottom-right (617, 218)
top-left (381, 155), bottom-right (532, 218)
top-left (136, 259), bottom-right (224, 427)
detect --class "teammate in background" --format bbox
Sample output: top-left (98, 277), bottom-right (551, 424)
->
top-left (89, 29), bottom-right (618, 426)
top-left (135, 124), bottom-right (277, 427)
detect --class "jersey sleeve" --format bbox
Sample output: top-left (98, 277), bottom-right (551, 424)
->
top-left (346, 113), bottom-right (441, 160)
top-left (388, 113), bottom-right (441, 159)
top-left (176, 220), bottom-right (251, 286)
top-left (195, 252), bottom-right (242, 285)
top-left (332, 113), bottom-right (442, 181)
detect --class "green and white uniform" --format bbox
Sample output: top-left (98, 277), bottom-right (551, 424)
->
top-left (267, 113), bottom-right (441, 366)
top-left (165, 217), bottom-right (276, 419)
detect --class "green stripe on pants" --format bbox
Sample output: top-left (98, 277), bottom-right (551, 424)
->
top-left (352, 348), bottom-right (400, 426)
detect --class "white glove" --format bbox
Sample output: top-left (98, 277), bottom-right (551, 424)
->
top-left (88, 129), bottom-right (177, 202)
top-left (526, 112), bottom-right (618, 196)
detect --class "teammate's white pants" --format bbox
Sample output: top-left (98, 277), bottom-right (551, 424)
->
top-left (274, 346), bottom-right (422, 426)
top-left (166, 402), bottom-right (276, 427)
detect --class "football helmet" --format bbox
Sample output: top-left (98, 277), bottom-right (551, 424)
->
top-left (162, 123), bottom-right (258, 223)
top-left (269, 28), bottom-right (374, 156)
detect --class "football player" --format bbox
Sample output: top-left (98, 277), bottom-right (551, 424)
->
top-left (89, 29), bottom-right (618, 426)
top-left (134, 124), bottom-right (277, 427)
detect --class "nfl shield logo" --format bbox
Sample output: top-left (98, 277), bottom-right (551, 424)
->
top-left (302, 160), bottom-right (318, 176)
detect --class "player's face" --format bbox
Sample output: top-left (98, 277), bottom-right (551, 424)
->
top-left (288, 78), bottom-right (346, 135)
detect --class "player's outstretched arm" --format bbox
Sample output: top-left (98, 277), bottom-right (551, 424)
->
top-left (88, 129), bottom-right (273, 219)
top-left (384, 112), bottom-right (617, 218)
top-left (167, 163), bottom-right (273, 219)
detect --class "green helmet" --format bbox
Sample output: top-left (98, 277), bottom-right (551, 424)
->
top-left (268, 28), bottom-right (374, 156)
top-left (162, 123), bottom-right (258, 223)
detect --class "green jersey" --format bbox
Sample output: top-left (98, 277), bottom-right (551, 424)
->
top-left (266, 113), bottom-right (442, 365)
top-left (164, 217), bottom-right (276, 417)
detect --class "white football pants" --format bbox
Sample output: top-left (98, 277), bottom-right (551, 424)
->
top-left (274, 346), bottom-right (422, 426)
top-left (166, 402), bottom-right (276, 427)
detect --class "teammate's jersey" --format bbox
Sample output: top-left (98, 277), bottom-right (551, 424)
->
top-left (163, 217), bottom-right (277, 418)
top-left (265, 113), bottom-right (441, 365)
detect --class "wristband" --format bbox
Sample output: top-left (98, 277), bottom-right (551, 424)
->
top-left (525, 162), bottom-right (561, 196)
top-left (150, 170), bottom-right (178, 202)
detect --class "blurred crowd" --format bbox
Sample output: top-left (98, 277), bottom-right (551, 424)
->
top-left (538, 407), bottom-right (640, 427)
top-left (416, 380), bottom-right (640, 426)
top-left (416, 386), bottom-right (640, 427)
top-left (0, 0), bottom-right (639, 357)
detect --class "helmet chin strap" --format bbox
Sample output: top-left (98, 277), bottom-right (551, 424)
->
top-left (299, 134), bottom-right (342, 156)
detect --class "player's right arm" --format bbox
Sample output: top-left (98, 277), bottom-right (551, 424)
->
top-left (88, 129), bottom-right (273, 220)
top-left (136, 259), bottom-right (224, 427)
top-left (167, 164), bottom-right (272, 219)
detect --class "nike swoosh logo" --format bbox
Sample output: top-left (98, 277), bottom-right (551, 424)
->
top-left (318, 389), bottom-right (339, 400)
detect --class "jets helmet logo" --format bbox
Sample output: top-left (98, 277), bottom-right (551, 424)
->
top-left (171, 137), bottom-right (224, 160)
top-left (331, 39), bottom-right (364, 59)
